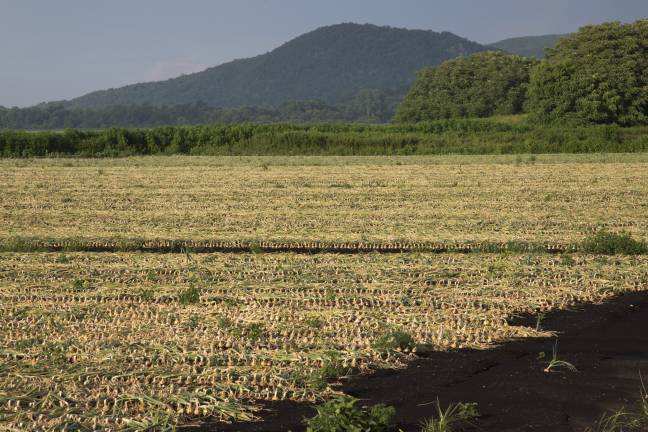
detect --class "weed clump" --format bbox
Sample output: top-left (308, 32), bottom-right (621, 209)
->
top-left (71, 279), bottom-right (85, 290)
top-left (304, 396), bottom-right (395, 432)
top-left (245, 323), bottom-right (265, 342)
top-left (178, 285), bottom-right (201, 305)
top-left (582, 231), bottom-right (647, 255)
top-left (305, 317), bottom-right (323, 329)
top-left (56, 254), bottom-right (71, 264)
top-left (420, 400), bottom-right (479, 432)
top-left (308, 352), bottom-right (348, 390)
top-left (373, 329), bottom-right (415, 354)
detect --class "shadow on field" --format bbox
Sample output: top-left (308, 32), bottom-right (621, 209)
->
top-left (192, 290), bottom-right (648, 432)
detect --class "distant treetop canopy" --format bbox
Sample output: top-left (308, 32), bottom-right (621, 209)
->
top-left (527, 19), bottom-right (648, 126)
top-left (394, 52), bottom-right (538, 123)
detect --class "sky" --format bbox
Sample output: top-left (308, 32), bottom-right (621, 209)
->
top-left (1, 0), bottom-right (646, 107)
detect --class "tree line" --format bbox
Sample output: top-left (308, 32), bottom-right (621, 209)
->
top-left (0, 89), bottom-right (403, 129)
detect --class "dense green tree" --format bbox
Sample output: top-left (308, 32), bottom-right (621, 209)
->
top-left (527, 20), bottom-right (648, 126)
top-left (394, 52), bottom-right (537, 122)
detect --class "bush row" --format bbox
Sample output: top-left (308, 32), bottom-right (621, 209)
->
top-left (1, 121), bottom-right (647, 157)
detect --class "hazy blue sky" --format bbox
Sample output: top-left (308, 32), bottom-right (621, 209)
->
top-left (1, 0), bottom-right (646, 107)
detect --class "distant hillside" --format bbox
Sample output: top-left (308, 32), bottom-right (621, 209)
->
top-left (489, 34), bottom-right (567, 58)
top-left (63, 23), bottom-right (489, 110)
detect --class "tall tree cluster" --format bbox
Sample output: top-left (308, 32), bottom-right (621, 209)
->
top-left (395, 52), bottom-right (537, 122)
top-left (397, 19), bottom-right (648, 126)
top-left (526, 20), bottom-right (648, 126)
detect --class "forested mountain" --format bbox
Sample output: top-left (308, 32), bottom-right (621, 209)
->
top-left (488, 34), bottom-right (567, 58)
top-left (62, 23), bottom-right (489, 110)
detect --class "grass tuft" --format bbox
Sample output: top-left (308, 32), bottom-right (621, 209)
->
top-left (420, 400), bottom-right (479, 432)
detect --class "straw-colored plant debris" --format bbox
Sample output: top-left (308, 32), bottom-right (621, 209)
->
top-left (1, 158), bottom-right (647, 244)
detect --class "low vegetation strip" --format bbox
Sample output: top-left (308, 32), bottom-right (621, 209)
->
top-left (2, 121), bottom-right (648, 157)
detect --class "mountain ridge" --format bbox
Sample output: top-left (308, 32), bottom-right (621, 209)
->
top-left (63, 23), bottom-right (490, 110)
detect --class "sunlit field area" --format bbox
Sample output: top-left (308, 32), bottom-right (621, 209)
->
top-left (2, 155), bottom-right (648, 245)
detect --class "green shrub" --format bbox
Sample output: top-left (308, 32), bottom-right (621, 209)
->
top-left (56, 254), bottom-right (71, 264)
top-left (559, 254), bottom-right (576, 266)
top-left (304, 396), bottom-right (395, 432)
top-left (372, 330), bottom-right (415, 354)
top-left (582, 231), bottom-right (647, 255)
top-left (136, 288), bottom-right (155, 301)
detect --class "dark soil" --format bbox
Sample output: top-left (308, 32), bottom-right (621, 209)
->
top-left (193, 291), bottom-right (648, 432)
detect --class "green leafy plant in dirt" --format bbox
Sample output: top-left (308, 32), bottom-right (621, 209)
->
top-left (217, 316), bottom-right (234, 329)
top-left (372, 329), bottom-right (416, 355)
top-left (420, 400), bottom-right (480, 432)
top-left (304, 396), bottom-right (396, 432)
top-left (249, 242), bottom-right (264, 254)
top-left (586, 408), bottom-right (641, 432)
top-left (535, 312), bottom-right (546, 332)
top-left (178, 285), bottom-right (201, 305)
top-left (136, 288), bottom-right (155, 301)
top-left (582, 231), bottom-right (647, 255)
